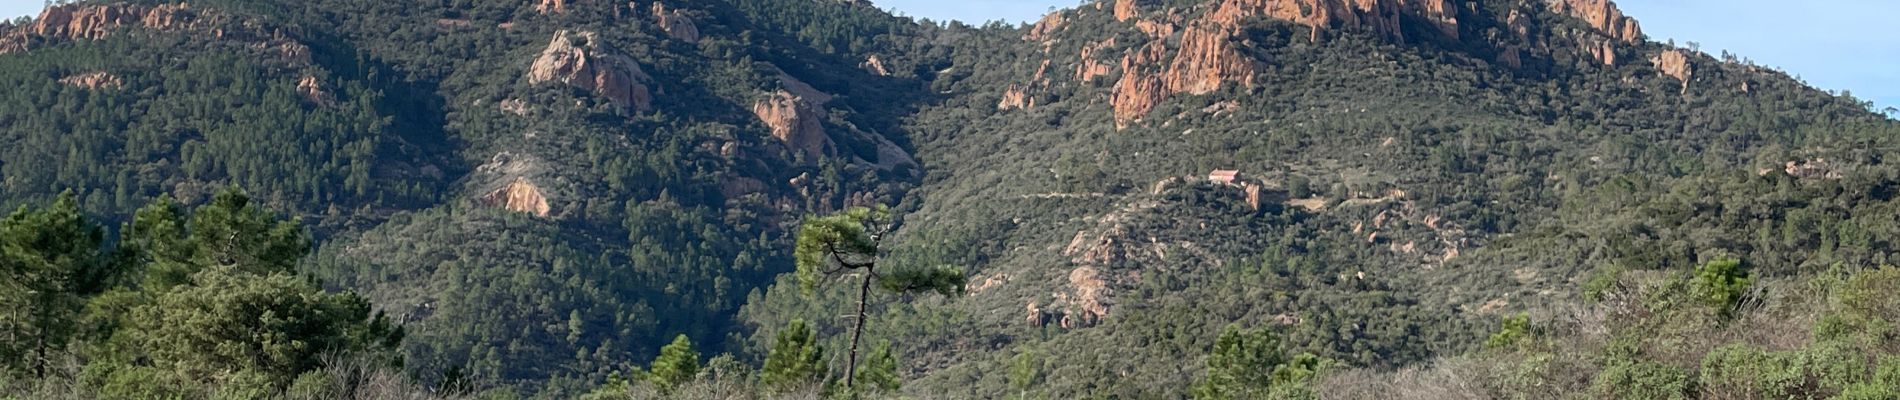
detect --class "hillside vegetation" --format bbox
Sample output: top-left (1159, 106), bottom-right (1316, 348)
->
top-left (2, 0), bottom-right (1898, 398)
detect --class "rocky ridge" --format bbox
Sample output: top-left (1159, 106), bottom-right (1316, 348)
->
top-left (527, 30), bottom-right (655, 112)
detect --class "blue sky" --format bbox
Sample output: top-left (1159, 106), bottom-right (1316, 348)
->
top-left (3, 1), bottom-right (1892, 109)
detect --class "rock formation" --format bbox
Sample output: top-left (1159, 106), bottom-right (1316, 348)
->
top-left (297, 75), bottom-right (335, 107)
top-left (997, 84), bottom-right (1034, 110)
top-left (482, 177), bottom-right (551, 217)
top-left (536, 0), bottom-right (572, 14)
top-left (1547, 0), bottom-right (1642, 43)
top-left (861, 55), bottom-right (891, 76)
top-left (1024, 12), bottom-right (1066, 41)
top-left (1074, 38), bottom-right (1116, 83)
top-left (1111, 42), bottom-right (1170, 127)
top-left (1114, 0), bottom-right (1140, 21)
top-left (1163, 23), bottom-right (1255, 95)
top-left (58, 71), bottom-right (121, 90)
top-left (650, 2), bottom-right (700, 43)
top-left (1208, 0), bottom-right (1459, 42)
top-left (527, 30), bottom-right (654, 112)
top-left (1652, 49), bottom-right (1692, 92)
top-left (2, 3), bottom-right (206, 55)
top-left (752, 75), bottom-right (833, 160)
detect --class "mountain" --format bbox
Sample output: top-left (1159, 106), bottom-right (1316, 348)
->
top-left (1, 0), bottom-right (1898, 398)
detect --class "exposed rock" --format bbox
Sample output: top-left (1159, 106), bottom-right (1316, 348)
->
top-left (58, 71), bottom-right (121, 90)
top-left (1785, 159), bottom-right (1843, 180)
top-left (1109, 21), bottom-right (1256, 126)
top-left (1110, 42), bottom-right (1170, 127)
top-left (481, 177), bottom-right (551, 217)
top-left (861, 55), bottom-right (891, 76)
top-left (527, 30), bottom-right (654, 112)
top-left (1134, 19), bottom-right (1177, 38)
top-left (536, 0), bottom-right (572, 14)
top-left (296, 75), bottom-right (334, 106)
top-left (1547, 0), bottom-right (1642, 43)
top-left (753, 90), bottom-right (832, 160)
top-left (1651, 49), bottom-right (1693, 92)
top-left (1024, 12), bottom-right (1066, 41)
top-left (1209, 0), bottom-right (1459, 42)
top-left (1114, 0), bottom-right (1140, 22)
top-left (997, 84), bottom-right (1034, 110)
top-left (498, 98), bottom-right (532, 116)
top-left (1074, 38), bottom-right (1116, 83)
top-left (1058, 267), bottom-right (1110, 327)
top-left (1, 3), bottom-right (222, 55)
top-left (1163, 23), bottom-right (1255, 95)
top-left (650, 2), bottom-right (700, 43)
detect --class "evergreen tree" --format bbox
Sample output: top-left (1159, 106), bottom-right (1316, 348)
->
top-left (0, 192), bottom-right (113, 377)
top-left (647, 334), bottom-right (701, 392)
top-left (794, 206), bottom-right (963, 389)
top-left (761, 318), bottom-right (826, 392)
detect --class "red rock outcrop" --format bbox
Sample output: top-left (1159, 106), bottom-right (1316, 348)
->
top-left (527, 30), bottom-right (654, 112)
top-left (1110, 42), bottom-right (1170, 127)
top-left (536, 0), bottom-right (572, 14)
top-left (650, 2), bottom-right (700, 43)
top-left (58, 71), bottom-right (121, 90)
top-left (1163, 23), bottom-right (1255, 95)
top-left (1115, 0), bottom-right (1140, 22)
top-left (1024, 12), bottom-right (1066, 41)
top-left (482, 177), bottom-right (551, 217)
top-left (1209, 0), bottom-right (1457, 42)
top-left (2, 3), bottom-right (209, 55)
top-left (1547, 0), bottom-right (1642, 43)
top-left (753, 89), bottom-right (832, 160)
top-left (998, 84), bottom-right (1034, 110)
top-left (862, 55), bottom-right (891, 76)
top-left (297, 75), bottom-right (335, 107)
top-left (1652, 49), bottom-right (1692, 91)
top-left (1075, 38), bottom-right (1116, 83)
top-left (1134, 19), bottom-right (1177, 38)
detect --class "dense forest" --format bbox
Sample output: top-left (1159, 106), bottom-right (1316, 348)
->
top-left (2, 0), bottom-right (1898, 398)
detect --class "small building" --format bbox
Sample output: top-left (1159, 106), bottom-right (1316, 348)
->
top-left (1209, 169), bottom-right (1241, 184)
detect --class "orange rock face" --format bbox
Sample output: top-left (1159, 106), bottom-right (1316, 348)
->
top-left (1652, 49), bottom-right (1692, 84)
top-left (2, 3), bottom-right (208, 55)
top-left (297, 75), bottom-right (335, 106)
top-left (650, 2), bottom-right (700, 43)
top-left (482, 177), bottom-right (552, 217)
top-left (752, 90), bottom-right (832, 160)
top-left (1111, 42), bottom-right (1170, 127)
top-left (536, 0), bottom-right (572, 14)
top-left (1547, 0), bottom-right (1642, 43)
top-left (998, 84), bottom-right (1034, 110)
top-left (1024, 12), bottom-right (1066, 41)
top-left (1652, 49), bottom-right (1693, 93)
top-left (527, 30), bottom-right (654, 112)
top-left (1115, 0), bottom-right (1140, 22)
top-left (1164, 23), bottom-right (1255, 95)
top-left (1206, 0), bottom-right (1460, 41)
top-left (862, 55), bottom-right (891, 76)
top-left (58, 71), bottom-right (121, 90)
top-left (1075, 38), bottom-right (1116, 83)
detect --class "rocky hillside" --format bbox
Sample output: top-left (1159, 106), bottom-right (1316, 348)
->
top-left (1, 0), bottom-right (1896, 398)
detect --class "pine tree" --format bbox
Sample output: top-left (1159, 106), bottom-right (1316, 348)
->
top-left (761, 318), bottom-right (826, 392)
top-left (794, 205), bottom-right (964, 389)
top-left (647, 334), bottom-right (700, 392)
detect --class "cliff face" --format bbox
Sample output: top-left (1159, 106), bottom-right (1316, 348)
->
top-left (1547, 0), bottom-right (1642, 43)
top-left (1206, 0), bottom-right (1458, 42)
top-left (753, 89), bottom-right (832, 160)
top-left (527, 30), bottom-right (654, 112)
top-left (2, 3), bottom-right (203, 54)
top-left (1652, 49), bottom-right (1693, 92)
